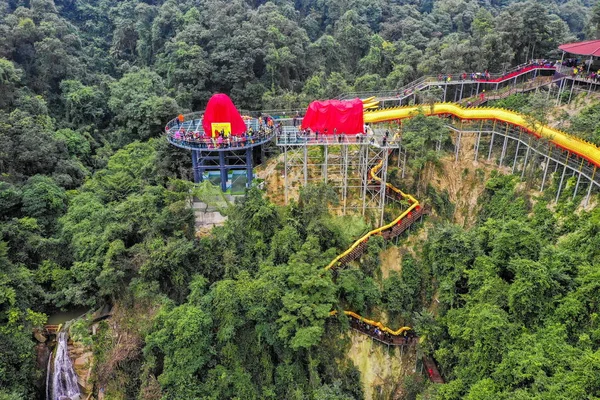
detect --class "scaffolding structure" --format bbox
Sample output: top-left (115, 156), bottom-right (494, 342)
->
top-left (278, 131), bottom-right (404, 225)
top-left (277, 117), bottom-right (599, 226)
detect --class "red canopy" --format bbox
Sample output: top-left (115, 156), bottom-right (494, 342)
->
top-left (202, 94), bottom-right (246, 136)
top-left (559, 40), bottom-right (600, 57)
top-left (301, 99), bottom-right (364, 134)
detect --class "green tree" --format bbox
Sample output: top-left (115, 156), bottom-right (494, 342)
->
top-left (108, 69), bottom-right (179, 143)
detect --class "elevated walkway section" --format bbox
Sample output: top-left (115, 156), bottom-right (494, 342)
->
top-left (338, 64), bottom-right (557, 103)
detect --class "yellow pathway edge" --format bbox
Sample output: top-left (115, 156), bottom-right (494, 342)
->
top-left (364, 103), bottom-right (600, 166)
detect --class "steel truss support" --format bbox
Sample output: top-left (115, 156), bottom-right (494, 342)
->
top-left (446, 126), bottom-right (600, 204)
top-left (281, 141), bottom-right (387, 215)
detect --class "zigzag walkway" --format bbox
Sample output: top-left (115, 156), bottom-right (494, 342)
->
top-left (325, 148), bottom-right (443, 381)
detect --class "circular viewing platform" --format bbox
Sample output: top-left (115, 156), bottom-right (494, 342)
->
top-left (165, 112), bottom-right (281, 151)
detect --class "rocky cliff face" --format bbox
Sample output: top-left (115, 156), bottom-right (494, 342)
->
top-left (346, 330), bottom-right (419, 400)
top-left (69, 339), bottom-right (94, 397)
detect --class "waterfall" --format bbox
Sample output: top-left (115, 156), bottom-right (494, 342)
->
top-left (48, 331), bottom-right (81, 400)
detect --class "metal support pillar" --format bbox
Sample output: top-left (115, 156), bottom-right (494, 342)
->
top-left (585, 166), bottom-right (596, 207)
top-left (488, 128), bottom-right (496, 161)
top-left (284, 146), bottom-right (288, 205)
top-left (555, 153), bottom-right (570, 203)
top-left (556, 78), bottom-right (565, 106)
top-left (474, 131), bottom-right (481, 161)
top-left (361, 145), bottom-right (369, 217)
top-left (323, 145), bottom-right (328, 184)
top-left (541, 156), bottom-right (550, 191)
top-left (245, 147), bottom-right (253, 188)
top-left (303, 145), bottom-right (308, 185)
top-left (219, 151), bottom-right (227, 192)
top-left (342, 144), bottom-right (349, 215)
top-left (568, 79), bottom-right (575, 104)
top-left (402, 151), bottom-right (407, 179)
top-left (512, 138), bottom-right (521, 174)
top-left (571, 159), bottom-right (585, 200)
top-left (455, 130), bottom-right (462, 162)
top-left (521, 141), bottom-right (531, 180)
top-left (499, 135), bottom-right (509, 166)
top-left (443, 84), bottom-right (447, 102)
top-left (379, 152), bottom-right (389, 226)
top-left (191, 150), bottom-right (201, 183)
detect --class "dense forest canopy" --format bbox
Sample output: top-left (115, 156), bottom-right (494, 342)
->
top-left (2, 0), bottom-right (600, 399)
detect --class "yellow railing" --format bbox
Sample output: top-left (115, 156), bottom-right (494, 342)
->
top-left (330, 310), bottom-right (411, 336)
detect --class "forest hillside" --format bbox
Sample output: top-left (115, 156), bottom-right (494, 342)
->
top-left (2, 0), bottom-right (600, 399)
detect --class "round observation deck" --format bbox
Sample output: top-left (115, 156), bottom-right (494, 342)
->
top-left (165, 112), bottom-right (276, 152)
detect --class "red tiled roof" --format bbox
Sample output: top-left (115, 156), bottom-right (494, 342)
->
top-left (559, 40), bottom-right (600, 57)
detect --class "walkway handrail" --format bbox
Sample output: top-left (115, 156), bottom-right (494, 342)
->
top-left (337, 64), bottom-right (556, 100)
top-left (165, 113), bottom-right (278, 151)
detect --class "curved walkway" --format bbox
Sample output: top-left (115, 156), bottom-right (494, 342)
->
top-left (327, 102), bottom-right (600, 383)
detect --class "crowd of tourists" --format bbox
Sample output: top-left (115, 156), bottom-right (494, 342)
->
top-left (278, 124), bottom-right (399, 148)
top-left (436, 59), bottom-right (556, 84)
top-left (564, 58), bottom-right (600, 82)
top-left (168, 113), bottom-right (285, 149)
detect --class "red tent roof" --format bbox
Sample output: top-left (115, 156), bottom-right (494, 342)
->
top-left (301, 99), bottom-right (364, 134)
top-left (559, 40), bottom-right (600, 57)
top-left (202, 94), bottom-right (246, 136)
